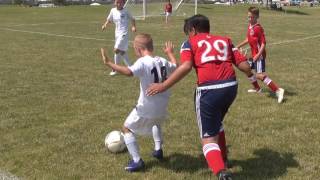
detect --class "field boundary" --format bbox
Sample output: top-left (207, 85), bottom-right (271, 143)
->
top-left (269, 34), bottom-right (320, 45)
top-left (0, 27), bottom-right (108, 42)
top-left (1, 25), bottom-right (320, 47)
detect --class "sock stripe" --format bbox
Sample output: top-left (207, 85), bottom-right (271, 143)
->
top-left (203, 143), bottom-right (220, 156)
top-left (263, 76), bottom-right (272, 85)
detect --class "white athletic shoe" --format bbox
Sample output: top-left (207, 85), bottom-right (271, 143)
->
top-left (276, 88), bottom-right (285, 103)
top-left (109, 71), bottom-right (117, 76)
top-left (247, 88), bottom-right (262, 93)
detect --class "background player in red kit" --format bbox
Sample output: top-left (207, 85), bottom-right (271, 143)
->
top-left (147, 14), bottom-right (252, 180)
top-left (164, 0), bottom-right (172, 24)
top-left (237, 6), bottom-right (284, 103)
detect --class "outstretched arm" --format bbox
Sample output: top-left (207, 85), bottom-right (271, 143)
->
top-left (163, 41), bottom-right (177, 66)
top-left (237, 61), bottom-right (252, 76)
top-left (236, 38), bottom-right (248, 48)
top-left (146, 61), bottom-right (192, 96)
top-left (253, 43), bottom-right (265, 61)
top-left (147, 41), bottom-right (192, 97)
top-left (102, 20), bottom-right (111, 31)
top-left (100, 48), bottom-right (133, 76)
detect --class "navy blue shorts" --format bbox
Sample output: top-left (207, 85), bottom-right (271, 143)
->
top-left (194, 79), bottom-right (238, 138)
top-left (252, 57), bottom-right (266, 73)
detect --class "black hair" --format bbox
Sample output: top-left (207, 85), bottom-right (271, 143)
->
top-left (183, 14), bottom-right (210, 35)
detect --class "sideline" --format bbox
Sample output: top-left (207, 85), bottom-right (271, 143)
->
top-left (1, 26), bottom-right (320, 47)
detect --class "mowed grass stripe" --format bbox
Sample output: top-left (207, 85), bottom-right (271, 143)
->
top-left (0, 5), bottom-right (319, 179)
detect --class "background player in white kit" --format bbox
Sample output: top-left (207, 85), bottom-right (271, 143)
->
top-left (100, 33), bottom-right (177, 172)
top-left (102, 0), bottom-right (136, 76)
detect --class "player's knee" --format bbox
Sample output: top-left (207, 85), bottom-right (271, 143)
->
top-left (201, 136), bottom-right (219, 145)
top-left (256, 73), bottom-right (265, 80)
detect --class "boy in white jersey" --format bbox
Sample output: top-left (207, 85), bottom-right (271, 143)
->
top-left (100, 33), bottom-right (177, 172)
top-left (102, 0), bottom-right (136, 76)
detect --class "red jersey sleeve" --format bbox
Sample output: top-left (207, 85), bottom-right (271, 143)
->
top-left (227, 38), bottom-right (247, 66)
top-left (180, 40), bottom-right (193, 63)
top-left (256, 26), bottom-right (266, 45)
top-left (232, 47), bottom-right (247, 66)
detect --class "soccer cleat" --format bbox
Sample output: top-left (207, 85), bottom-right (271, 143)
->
top-left (152, 149), bottom-right (163, 160)
top-left (247, 58), bottom-right (254, 69)
top-left (276, 88), bottom-right (285, 103)
top-left (247, 88), bottom-right (262, 93)
top-left (218, 170), bottom-right (232, 180)
top-left (109, 71), bottom-right (117, 76)
top-left (125, 159), bottom-right (145, 172)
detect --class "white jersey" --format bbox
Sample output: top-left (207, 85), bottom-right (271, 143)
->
top-left (107, 8), bottom-right (134, 37)
top-left (128, 55), bottom-right (176, 119)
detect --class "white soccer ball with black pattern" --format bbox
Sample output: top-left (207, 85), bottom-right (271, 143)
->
top-left (105, 130), bottom-right (126, 153)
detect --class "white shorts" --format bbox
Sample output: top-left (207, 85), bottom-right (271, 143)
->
top-left (124, 108), bottom-right (166, 136)
top-left (165, 12), bottom-right (172, 17)
top-left (114, 34), bottom-right (129, 52)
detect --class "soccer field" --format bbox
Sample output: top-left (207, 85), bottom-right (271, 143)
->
top-left (0, 4), bottom-right (320, 179)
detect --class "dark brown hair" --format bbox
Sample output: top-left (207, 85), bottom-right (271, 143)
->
top-left (248, 6), bottom-right (259, 17)
top-left (183, 14), bottom-right (210, 35)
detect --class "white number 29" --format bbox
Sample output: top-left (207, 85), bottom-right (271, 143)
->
top-left (197, 39), bottom-right (228, 63)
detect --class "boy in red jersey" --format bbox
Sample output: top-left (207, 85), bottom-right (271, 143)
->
top-left (147, 14), bottom-right (252, 180)
top-left (164, 0), bottom-right (172, 24)
top-left (237, 6), bottom-right (284, 103)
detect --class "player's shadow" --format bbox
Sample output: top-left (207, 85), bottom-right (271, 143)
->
top-left (232, 148), bottom-right (299, 179)
top-left (145, 148), bottom-right (299, 179)
top-left (145, 152), bottom-right (209, 174)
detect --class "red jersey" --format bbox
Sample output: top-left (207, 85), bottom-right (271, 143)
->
top-left (247, 23), bottom-right (266, 59)
top-left (165, 3), bottom-right (172, 13)
top-left (180, 33), bottom-right (247, 85)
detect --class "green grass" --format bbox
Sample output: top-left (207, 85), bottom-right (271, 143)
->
top-left (1, 4), bottom-right (320, 180)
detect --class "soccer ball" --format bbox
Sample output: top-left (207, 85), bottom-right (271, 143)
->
top-left (104, 130), bottom-right (126, 153)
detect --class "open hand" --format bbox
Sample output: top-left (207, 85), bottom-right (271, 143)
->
top-left (146, 83), bottom-right (166, 96)
top-left (163, 41), bottom-right (174, 55)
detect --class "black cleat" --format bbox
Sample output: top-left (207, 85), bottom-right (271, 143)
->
top-left (125, 159), bottom-right (145, 172)
top-left (152, 149), bottom-right (163, 160)
top-left (218, 170), bottom-right (232, 180)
